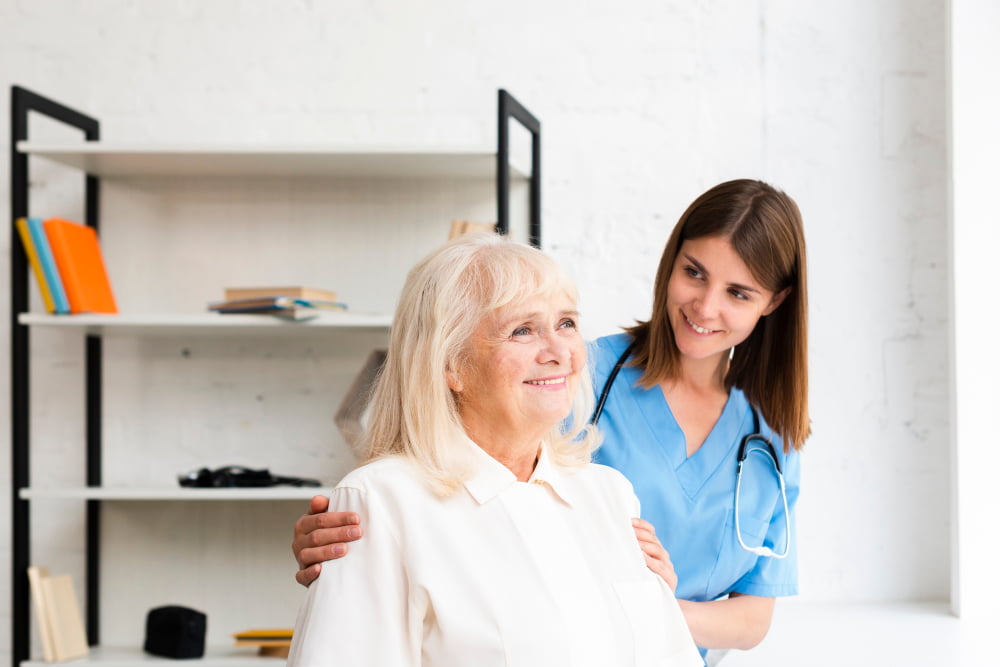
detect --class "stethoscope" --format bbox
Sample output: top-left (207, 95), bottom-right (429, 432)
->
top-left (591, 340), bottom-right (790, 559)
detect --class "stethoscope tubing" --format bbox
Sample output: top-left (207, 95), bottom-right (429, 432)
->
top-left (592, 339), bottom-right (791, 559)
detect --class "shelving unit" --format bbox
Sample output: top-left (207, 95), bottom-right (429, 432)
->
top-left (10, 86), bottom-right (541, 666)
top-left (13, 143), bottom-right (531, 179)
top-left (18, 312), bottom-right (395, 336)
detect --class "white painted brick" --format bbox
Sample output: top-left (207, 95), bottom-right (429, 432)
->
top-left (0, 1), bottom-right (954, 664)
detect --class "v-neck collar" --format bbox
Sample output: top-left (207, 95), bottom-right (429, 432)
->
top-left (629, 372), bottom-right (753, 499)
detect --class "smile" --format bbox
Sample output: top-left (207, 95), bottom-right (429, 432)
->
top-left (685, 315), bottom-right (717, 335)
top-left (525, 377), bottom-right (567, 386)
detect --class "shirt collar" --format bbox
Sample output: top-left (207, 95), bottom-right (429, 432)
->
top-left (462, 438), bottom-right (577, 507)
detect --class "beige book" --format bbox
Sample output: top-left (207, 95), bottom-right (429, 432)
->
top-left (223, 286), bottom-right (338, 302)
top-left (39, 574), bottom-right (89, 662)
top-left (448, 219), bottom-right (496, 239)
top-left (26, 566), bottom-right (55, 662)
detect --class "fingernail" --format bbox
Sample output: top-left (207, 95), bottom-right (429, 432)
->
top-left (347, 527), bottom-right (360, 539)
top-left (332, 544), bottom-right (346, 557)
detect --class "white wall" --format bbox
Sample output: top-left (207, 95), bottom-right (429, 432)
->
top-left (0, 0), bottom-right (950, 664)
top-left (949, 0), bottom-right (1000, 625)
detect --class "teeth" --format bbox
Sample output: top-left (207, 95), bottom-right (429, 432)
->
top-left (526, 378), bottom-right (566, 385)
top-left (686, 316), bottom-right (713, 334)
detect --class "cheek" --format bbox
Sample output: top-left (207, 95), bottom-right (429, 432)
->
top-left (664, 279), bottom-right (688, 309)
top-left (569, 339), bottom-right (588, 378)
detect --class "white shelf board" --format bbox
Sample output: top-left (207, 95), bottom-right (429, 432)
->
top-left (18, 312), bottom-right (392, 336)
top-left (23, 645), bottom-right (288, 667)
top-left (20, 486), bottom-right (327, 501)
top-left (17, 141), bottom-right (531, 179)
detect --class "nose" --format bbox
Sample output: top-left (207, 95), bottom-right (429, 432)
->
top-left (692, 287), bottom-right (723, 320)
top-left (539, 330), bottom-right (573, 365)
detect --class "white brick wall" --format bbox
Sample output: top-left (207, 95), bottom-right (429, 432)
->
top-left (0, 0), bottom-right (950, 664)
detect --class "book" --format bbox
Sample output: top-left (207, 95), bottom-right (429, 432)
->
top-left (449, 219), bottom-right (496, 239)
top-left (208, 296), bottom-right (348, 321)
top-left (26, 566), bottom-right (55, 662)
top-left (22, 217), bottom-right (71, 313)
top-left (15, 218), bottom-right (56, 313)
top-left (26, 567), bottom-right (89, 662)
top-left (43, 218), bottom-right (118, 314)
top-left (233, 628), bottom-right (293, 645)
top-left (223, 286), bottom-right (338, 302)
top-left (233, 628), bottom-right (293, 658)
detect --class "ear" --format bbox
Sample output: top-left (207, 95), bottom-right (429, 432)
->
top-left (763, 287), bottom-right (791, 316)
top-left (446, 365), bottom-right (463, 394)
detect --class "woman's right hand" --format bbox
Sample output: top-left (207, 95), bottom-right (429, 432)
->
top-left (292, 495), bottom-right (364, 587)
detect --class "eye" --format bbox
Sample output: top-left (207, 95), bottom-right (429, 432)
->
top-left (558, 317), bottom-right (577, 330)
top-left (511, 325), bottom-right (531, 337)
top-left (684, 265), bottom-right (703, 280)
top-left (729, 288), bottom-right (749, 301)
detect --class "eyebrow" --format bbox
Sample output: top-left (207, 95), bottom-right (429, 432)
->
top-left (683, 253), bottom-right (762, 295)
top-left (500, 308), bottom-right (580, 325)
top-left (519, 309), bottom-right (580, 319)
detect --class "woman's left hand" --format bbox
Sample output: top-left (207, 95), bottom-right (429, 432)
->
top-left (632, 518), bottom-right (678, 592)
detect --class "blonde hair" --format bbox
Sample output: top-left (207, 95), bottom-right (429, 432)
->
top-left (363, 233), bottom-right (599, 495)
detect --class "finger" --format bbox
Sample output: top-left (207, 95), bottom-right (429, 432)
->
top-left (631, 520), bottom-right (658, 544)
top-left (295, 562), bottom-right (322, 588)
top-left (293, 511), bottom-right (360, 543)
top-left (631, 517), bottom-right (656, 534)
top-left (308, 524), bottom-right (364, 547)
top-left (311, 511), bottom-right (361, 529)
top-left (637, 538), bottom-right (664, 558)
top-left (308, 495), bottom-right (331, 515)
top-left (297, 541), bottom-right (349, 570)
top-left (643, 553), bottom-right (678, 591)
top-left (293, 523), bottom-right (363, 567)
top-left (642, 552), bottom-right (663, 573)
top-left (634, 531), bottom-right (666, 558)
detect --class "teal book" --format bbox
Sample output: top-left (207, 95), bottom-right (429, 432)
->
top-left (25, 217), bottom-right (70, 313)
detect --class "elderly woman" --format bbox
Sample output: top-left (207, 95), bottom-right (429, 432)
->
top-left (287, 233), bottom-right (701, 667)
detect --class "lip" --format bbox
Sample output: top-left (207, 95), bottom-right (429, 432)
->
top-left (683, 313), bottom-right (718, 336)
top-left (523, 375), bottom-right (569, 387)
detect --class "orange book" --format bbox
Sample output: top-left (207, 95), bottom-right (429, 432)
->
top-left (43, 218), bottom-right (118, 314)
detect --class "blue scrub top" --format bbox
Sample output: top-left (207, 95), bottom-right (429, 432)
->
top-left (589, 333), bottom-right (799, 604)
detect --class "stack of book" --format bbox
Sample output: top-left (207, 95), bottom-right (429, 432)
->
top-left (208, 286), bottom-right (347, 321)
top-left (233, 628), bottom-right (293, 658)
top-left (15, 217), bottom-right (118, 314)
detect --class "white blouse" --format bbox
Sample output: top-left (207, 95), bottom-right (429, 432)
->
top-left (288, 439), bottom-right (702, 667)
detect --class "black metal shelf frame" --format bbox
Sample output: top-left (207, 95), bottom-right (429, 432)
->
top-left (10, 86), bottom-right (102, 667)
top-left (8, 86), bottom-right (540, 667)
top-left (496, 88), bottom-right (541, 248)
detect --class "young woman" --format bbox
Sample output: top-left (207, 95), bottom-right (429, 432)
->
top-left (292, 179), bottom-right (809, 664)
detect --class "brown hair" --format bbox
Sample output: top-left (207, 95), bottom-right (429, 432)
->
top-left (624, 179), bottom-right (810, 450)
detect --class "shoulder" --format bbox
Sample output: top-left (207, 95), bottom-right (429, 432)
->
top-left (730, 387), bottom-right (799, 475)
top-left (583, 460), bottom-right (633, 487)
top-left (589, 332), bottom-right (632, 356)
top-left (335, 456), bottom-right (422, 494)
top-left (589, 333), bottom-right (634, 372)
top-left (572, 462), bottom-right (640, 511)
top-left (329, 457), bottom-right (440, 527)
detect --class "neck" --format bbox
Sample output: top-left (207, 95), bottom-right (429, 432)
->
top-left (674, 352), bottom-right (729, 392)
top-left (463, 422), bottom-right (543, 482)
top-left (490, 445), bottom-right (540, 481)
